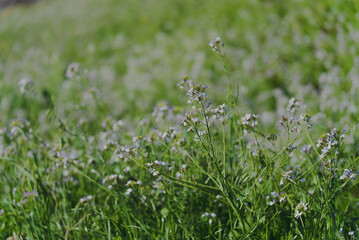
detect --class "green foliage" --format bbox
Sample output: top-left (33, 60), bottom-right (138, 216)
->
top-left (0, 0), bottom-right (358, 239)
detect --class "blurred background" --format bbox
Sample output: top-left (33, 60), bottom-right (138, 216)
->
top-left (0, 0), bottom-right (38, 9)
top-left (0, 0), bottom-right (358, 142)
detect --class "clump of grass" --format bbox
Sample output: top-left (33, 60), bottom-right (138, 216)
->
top-left (0, 36), bottom-right (358, 239)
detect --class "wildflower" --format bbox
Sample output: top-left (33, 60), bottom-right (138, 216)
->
top-left (125, 188), bottom-right (133, 196)
top-left (271, 191), bottom-right (278, 198)
top-left (23, 190), bottom-right (38, 198)
top-left (18, 78), bottom-right (33, 94)
top-left (152, 102), bottom-right (174, 122)
top-left (175, 172), bottom-right (183, 179)
top-left (180, 164), bottom-right (187, 170)
top-left (112, 120), bottom-right (123, 131)
top-left (301, 144), bottom-right (313, 154)
top-left (279, 193), bottom-right (287, 203)
top-left (299, 114), bottom-right (312, 129)
top-left (268, 199), bottom-right (276, 206)
top-left (79, 195), bottom-right (93, 203)
top-left (65, 62), bottom-right (79, 78)
top-left (201, 212), bottom-right (216, 219)
top-left (154, 160), bottom-right (169, 166)
top-left (186, 83), bottom-right (209, 104)
top-left (287, 98), bottom-right (301, 113)
top-left (295, 202), bottom-right (308, 218)
top-left (125, 180), bottom-right (133, 186)
top-left (149, 168), bottom-right (159, 176)
top-left (316, 128), bottom-right (345, 158)
top-left (266, 134), bottom-right (277, 141)
top-left (212, 104), bottom-right (230, 122)
top-left (201, 212), bottom-right (210, 217)
top-left (340, 169), bottom-right (358, 180)
top-left (280, 170), bottom-right (294, 185)
top-left (348, 231), bottom-right (355, 236)
top-left (123, 166), bottom-right (131, 173)
top-left (280, 179), bottom-right (284, 185)
top-left (216, 195), bottom-right (223, 199)
top-left (209, 36), bottom-right (225, 52)
top-left (161, 127), bottom-right (177, 142)
top-left (177, 76), bottom-right (192, 90)
top-left (241, 114), bottom-right (259, 128)
top-left (283, 145), bottom-right (297, 154)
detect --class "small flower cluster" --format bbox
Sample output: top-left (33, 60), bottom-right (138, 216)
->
top-left (212, 104), bottom-right (230, 123)
top-left (161, 127), bottom-right (177, 142)
top-left (266, 133), bottom-right (278, 141)
top-left (23, 190), bottom-right (38, 198)
top-left (277, 114), bottom-right (312, 133)
top-left (316, 128), bottom-right (346, 158)
top-left (287, 98), bottom-right (301, 113)
top-left (48, 149), bottom-right (80, 170)
top-left (241, 114), bottom-right (259, 128)
top-left (340, 169), bottom-right (358, 181)
top-left (102, 174), bottom-right (124, 189)
top-left (175, 164), bottom-right (188, 179)
top-left (282, 145), bottom-right (297, 154)
top-left (266, 191), bottom-right (286, 206)
top-left (114, 144), bottom-right (139, 162)
top-left (125, 180), bottom-right (143, 186)
top-left (321, 159), bottom-right (338, 178)
top-left (178, 78), bottom-right (231, 140)
top-left (301, 144), bottom-right (313, 154)
top-left (101, 118), bottom-right (124, 132)
top-left (170, 137), bottom-right (186, 154)
top-left (201, 212), bottom-right (216, 224)
top-left (0, 118), bottom-right (32, 140)
top-left (18, 78), bottom-right (34, 95)
top-left (178, 76), bottom-right (210, 107)
top-left (201, 212), bottom-right (216, 218)
top-left (147, 160), bottom-right (171, 176)
top-left (152, 102), bottom-right (174, 123)
top-left (294, 202), bottom-right (308, 219)
top-left (209, 36), bottom-right (225, 53)
top-left (177, 76), bottom-right (192, 90)
top-left (65, 62), bottom-right (80, 78)
top-left (298, 114), bottom-right (312, 129)
top-left (278, 115), bottom-right (294, 129)
top-left (279, 170), bottom-right (295, 186)
top-left (125, 188), bottom-right (133, 196)
top-left (187, 83), bottom-right (209, 105)
top-left (182, 112), bottom-right (201, 133)
top-left (79, 195), bottom-right (93, 203)
top-left (241, 114), bottom-right (259, 134)
top-left (124, 180), bottom-right (143, 196)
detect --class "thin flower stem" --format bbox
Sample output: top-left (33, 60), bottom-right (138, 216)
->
top-left (222, 123), bottom-right (226, 176)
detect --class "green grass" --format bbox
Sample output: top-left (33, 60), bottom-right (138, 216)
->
top-left (0, 0), bottom-right (358, 239)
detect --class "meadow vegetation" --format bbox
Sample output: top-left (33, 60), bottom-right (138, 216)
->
top-left (0, 0), bottom-right (358, 239)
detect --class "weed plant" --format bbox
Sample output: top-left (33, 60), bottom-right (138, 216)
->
top-left (0, 36), bottom-right (358, 239)
top-left (0, 0), bottom-right (359, 239)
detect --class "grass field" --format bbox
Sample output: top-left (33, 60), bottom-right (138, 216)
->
top-left (0, 0), bottom-right (359, 239)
